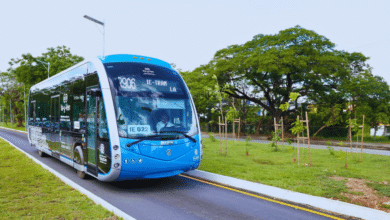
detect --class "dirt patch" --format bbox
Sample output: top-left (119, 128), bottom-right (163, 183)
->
top-left (330, 176), bottom-right (345, 181)
top-left (330, 177), bottom-right (390, 212)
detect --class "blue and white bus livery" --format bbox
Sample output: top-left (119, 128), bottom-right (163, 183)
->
top-left (28, 54), bottom-right (202, 181)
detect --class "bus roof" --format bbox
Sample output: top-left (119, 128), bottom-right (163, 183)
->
top-left (30, 54), bottom-right (176, 90)
top-left (100, 54), bottom-right (173, 70)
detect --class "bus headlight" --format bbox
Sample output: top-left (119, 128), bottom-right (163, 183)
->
top-left (114, 163), bottom-right (120, 168)
top-left (113, 145), bottom-right (119, 150)
top-left (115, 154), bottom-right (120, 160)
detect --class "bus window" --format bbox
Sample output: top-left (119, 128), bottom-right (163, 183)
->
top-left (71, 65), bottom-right (87, 131)
top-left (105, 62), bottom-right (198, 138)
top-left (98, 97), bottom-right (108, 141)
top-left (60, 83), bottom-right (72, 131)
top-left (29, 100), bottom-right (36, 126)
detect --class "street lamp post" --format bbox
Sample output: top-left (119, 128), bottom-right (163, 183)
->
top-left (24, 85), bottom-right (27, 131)
top-left (84, 15), bottom-right (105, 58)
top-left (35, 60), bottom-right (50, 78)
top-left (10, 100), bottom-right (12, 128)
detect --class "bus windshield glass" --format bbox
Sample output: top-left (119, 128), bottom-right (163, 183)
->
top-left (104, 62), bottom-right (198, 139)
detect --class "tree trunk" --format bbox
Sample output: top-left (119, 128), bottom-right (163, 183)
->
top-left (17, 115), bottom-right (23, 127)
top-left (242, 99), bottom-right (247, 135)
top-left (255, 117), bottom-right (264, 135)
top-left (313, 124), bottom-right (327, 137)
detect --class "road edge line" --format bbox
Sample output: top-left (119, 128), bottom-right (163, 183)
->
top-left (184, 169), bottom-right (390, 220)
top-left (0, 126), bottom-right (28, 134)
top-left (0, 133), bottom-right (136, 220)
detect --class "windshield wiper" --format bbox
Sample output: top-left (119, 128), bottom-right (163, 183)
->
top-left (141, 106), bottom-right (152, 112)
top-left (156, 131), bottom-right (197, 143)
top-left (126, 135), bottom-right (160, 148)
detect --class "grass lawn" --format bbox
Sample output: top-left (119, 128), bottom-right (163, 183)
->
top-left (199, 137), bottom-right (390, 202)
top-left (0, 122), bottom-right (27, 132)
top-left (0, 138), bottom-right (120, 219)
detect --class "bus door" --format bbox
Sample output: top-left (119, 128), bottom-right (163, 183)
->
top-left (86, 86), bottom-right (100, 176)
top-left (50, 95), bottom-right (61, 158)
top-left (86, 85), bottom-right (111, 176)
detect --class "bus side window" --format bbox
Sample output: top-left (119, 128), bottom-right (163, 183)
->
top-left (60, 82), bottom-right (72, 131)
top-left (98, 97), bottom-right (109, 141)
top-left (72, 78), bottom-right (86, 130)
top-left (29, 100), bottom-right (36, 126)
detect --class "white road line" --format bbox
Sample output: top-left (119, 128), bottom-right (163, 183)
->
top-left (0, 128), bottom-right (136, 220)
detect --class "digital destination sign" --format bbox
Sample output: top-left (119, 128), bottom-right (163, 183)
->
top-left (117, 76), bottom-right (183, 95)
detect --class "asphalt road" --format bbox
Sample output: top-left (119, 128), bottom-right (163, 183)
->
top-left (0, 128), bottom-right (333, 220)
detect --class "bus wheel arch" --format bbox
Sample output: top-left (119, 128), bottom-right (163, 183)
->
top-left (74, 145), bottom-right (87, 179)
top-left (38, 150), bottom-right (46, 157)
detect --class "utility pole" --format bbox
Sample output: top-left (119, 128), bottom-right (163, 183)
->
top-left (24, 85), bottom-right (27, 131)
top-left (10, 100), bottom-right (12, 128)
top-left (84, 15), bottom-right (105, 58)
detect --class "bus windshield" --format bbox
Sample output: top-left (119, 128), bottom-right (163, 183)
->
top-left (104, 62), bottom-right (198, 139)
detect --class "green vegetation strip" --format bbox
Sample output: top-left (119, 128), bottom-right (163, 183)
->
top-left (0, 138), bottom-right (119, 219)
top-left (0, 122), bottom-right (27, 132)
top-left (199, 137), bottom-right (390, 203)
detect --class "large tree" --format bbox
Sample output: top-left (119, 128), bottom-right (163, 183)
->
top-left (9, 46), bottom-right (84, 88)
top-left (340, 70), bottom-right (390, 137)
top-left (198, 26), bottom-right (369, 120)
top-left (0, 71), bottom-right (25, 127)
top-left (1, 46), bottom-right (84, 127)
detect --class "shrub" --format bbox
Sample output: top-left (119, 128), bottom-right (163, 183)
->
top-left (326, 141), bottom-right (335, 156)
top-left (269, 129), bottom-right (281, 151)
top-left (245, 136), bottom-right (253, 146)
top-left (208, 132), bottom-right (216, 142)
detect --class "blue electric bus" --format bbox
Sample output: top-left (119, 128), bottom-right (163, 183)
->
top-left (28, 54), bottom-right (202, 181)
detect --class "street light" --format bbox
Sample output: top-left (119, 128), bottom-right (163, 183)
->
top-left (35, 60), bottom-right (50, 78)
top-left (84, 15), bottom-right (105, 58)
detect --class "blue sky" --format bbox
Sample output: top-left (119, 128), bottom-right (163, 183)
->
top-left (1, 0), bottom-right (389, 83)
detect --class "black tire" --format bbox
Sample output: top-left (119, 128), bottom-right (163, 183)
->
top-left (74, 146), bottom-right (87, 179)
top-left (38, 150), bottom-right (46, 157)
top-left (77, 170), bottom-right (86, 179)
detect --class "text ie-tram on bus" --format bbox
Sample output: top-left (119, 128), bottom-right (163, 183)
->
top-left (28, 54), bottom-right (203, 181)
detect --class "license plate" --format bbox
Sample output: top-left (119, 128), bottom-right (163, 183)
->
top-left (128, 125), bottom-right (151, 134)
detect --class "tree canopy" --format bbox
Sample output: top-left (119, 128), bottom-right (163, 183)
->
top-left (340, 70), bottom-right (390, 137)
top-left (9, 46), bottom-right (84, 88)
top-left (195, 25), bottom-right (370, 119)
top-left (0, 46), bottom-right (84, 127)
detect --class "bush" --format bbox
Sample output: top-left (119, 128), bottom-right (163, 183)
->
top-left (245, 136), bottom-right (253, 146)
top-left (208, 132), bottom-right (216, 142)
top-left (269, 129), bottom-right (282, 151)
top-left (326, 141), bottom-right (335, 156)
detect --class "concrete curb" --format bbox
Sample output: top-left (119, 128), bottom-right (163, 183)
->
top-left (184, 169), bottom-right (390, 220)
top-left (0, 127), bottom-right (136, 220)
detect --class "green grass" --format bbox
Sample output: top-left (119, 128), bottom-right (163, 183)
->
top-left (0, 139), bottom-right (120, 219)
top-left (0, 122), bottom-right (27, 132)
top-left (199, 138), bottom-right (390, 201)
top-left (366, 182), bottom-right (390, 197)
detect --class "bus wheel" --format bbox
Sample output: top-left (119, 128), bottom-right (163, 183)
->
top-left (74, 146), bottom-right (87, 179)
top-left (38, 150), bottom-right (46, 157)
